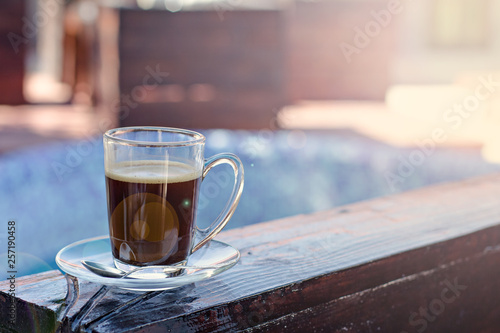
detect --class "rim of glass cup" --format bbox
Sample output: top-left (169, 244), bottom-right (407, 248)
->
top-left (104, 126), bottom-right (205, 147)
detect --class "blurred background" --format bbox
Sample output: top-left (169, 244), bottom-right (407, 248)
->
top-left (2, 0), bottom-right (500, 276)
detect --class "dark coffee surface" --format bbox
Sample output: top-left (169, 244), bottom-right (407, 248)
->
top-left (105, 161), bottom-right (201, 266)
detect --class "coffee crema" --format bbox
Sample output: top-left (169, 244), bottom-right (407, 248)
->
top-left (105, 160), bottom-right (202, 266)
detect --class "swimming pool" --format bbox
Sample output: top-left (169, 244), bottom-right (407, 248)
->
top-left (1, 129), bottom-right (498, 278)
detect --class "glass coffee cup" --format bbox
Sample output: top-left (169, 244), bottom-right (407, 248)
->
top-left (103, 127), bottom-right (244, 271)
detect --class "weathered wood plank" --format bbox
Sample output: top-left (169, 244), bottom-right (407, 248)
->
top-left (2, 173), bottom-right (500, 332)
top-left (243, 227), bottom-right (500, 332)
top-left (0, 272), bottom-right (64, 332)
top-left (88, 223), bottom-right (500, 332)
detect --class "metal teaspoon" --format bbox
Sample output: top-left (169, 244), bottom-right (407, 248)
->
top-left (81, 260), bottom-right (218, 279)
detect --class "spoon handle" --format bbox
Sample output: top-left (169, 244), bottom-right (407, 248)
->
top-left (81, 260), bottom-right (222, 279)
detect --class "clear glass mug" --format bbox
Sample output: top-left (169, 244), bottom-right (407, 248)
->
top-left (103, 127), bottom-right (244, 270)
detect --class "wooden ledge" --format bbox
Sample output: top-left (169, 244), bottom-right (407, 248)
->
top-left (2, 173), bottom-right (500, 332)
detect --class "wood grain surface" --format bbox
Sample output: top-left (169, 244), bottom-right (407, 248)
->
top-left (2, 173), bottom-right (500, 332)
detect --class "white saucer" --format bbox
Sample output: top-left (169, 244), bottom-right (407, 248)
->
top-left (55, 235), bottom-right (240, 291)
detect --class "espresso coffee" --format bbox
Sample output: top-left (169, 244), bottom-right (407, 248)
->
top-left (105, 160), bottom-right (201, 266)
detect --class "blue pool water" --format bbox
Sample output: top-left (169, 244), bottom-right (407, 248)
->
top-left (1, 129), bottom-right (499, 278)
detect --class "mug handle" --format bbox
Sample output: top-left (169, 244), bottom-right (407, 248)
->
top-left (191, 153), bottom-right (244, 253)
